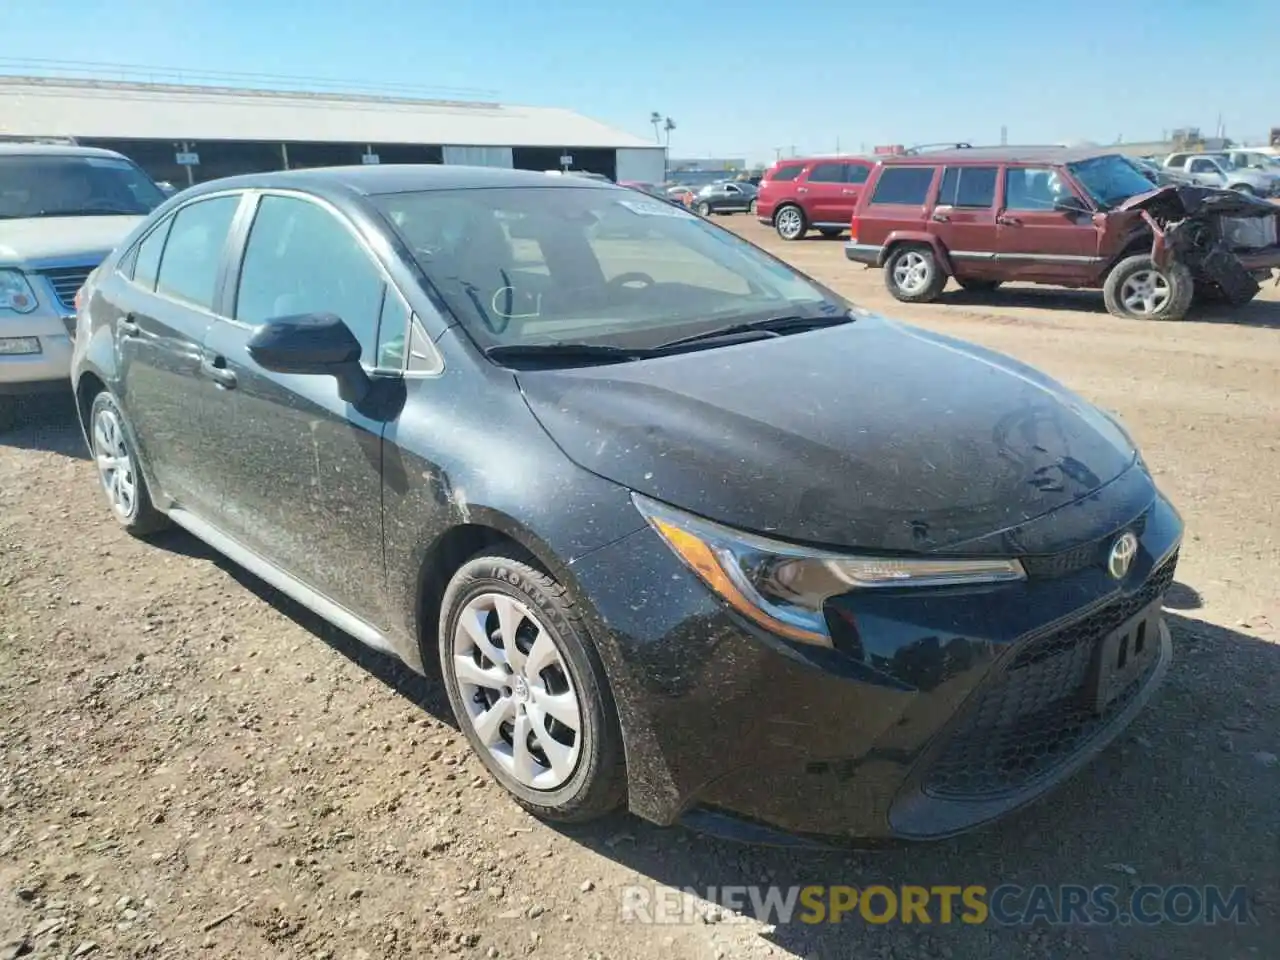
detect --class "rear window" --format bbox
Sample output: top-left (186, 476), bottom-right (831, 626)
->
top-left (870, 166), bottom-right (936, 205)
top-left (769, 164), bottom-right (804, 182)
top-left (937, 166), bottom-right (998, 208)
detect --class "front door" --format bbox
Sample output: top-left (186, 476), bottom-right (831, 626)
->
top-left (200, 192), bottom-right (407, 629)
top-left (929, 165), bottom-right (1001, 281)
top-left (114, 193), bottom-right (244, 517)
top-left (995, 166), bottom-right (1100, 283)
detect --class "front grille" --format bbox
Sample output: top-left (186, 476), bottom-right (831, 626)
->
top-left (37, 266), bottom-right (93, 313)
top-left (922, 552), bottom-right (1177, 800)
top-left (1020, 512), bottom-right (1148, 580)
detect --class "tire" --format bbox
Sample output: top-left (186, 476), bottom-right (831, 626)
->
top-left (1102, 254), bottom-right (1195, 321)
top-left (883, 244), bottom-right (947, 303)
top-left (87, 391), bottom-right (169, 536)
top-left (818, 227), bottom-right (843, 239)
top-left (0, 397), bottom-right (17, 435)
top-left (438, 550), bottom-right (626, 823)
top-left (696, 201), bottom-right (711, 217)
top-left (774, 204), bottom-right (807, 241)
top-left (748, 198), bottom-right (758, 216)
top-left (957, 279), bottom-right (1003, 293)
top-left (1230, 183), bottom-right (1255, 195)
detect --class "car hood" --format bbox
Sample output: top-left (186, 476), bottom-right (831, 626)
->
top-left (0, 216), bottom-right (143, 269)
top-left (1117, 184), bottom-right (1279, 219)
top-left (517, 316), bottom-right (1137, 553)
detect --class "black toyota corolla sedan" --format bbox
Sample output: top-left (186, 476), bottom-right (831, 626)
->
top-left (71, 165), bottom-right (1182, 843)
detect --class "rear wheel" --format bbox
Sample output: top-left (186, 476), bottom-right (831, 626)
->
top-left (439, 551), bottom-right (625, 823)
top-left (774, 204), bottom-right (807, 241)
top-left (88, 391), bottom-right (168, 536)
top-left (696, 201), bottom-right (712, 217)
top-left (883, 245), bottom-right (947, 303)
top-left (748, 198), bottom-right (758, 216)
top-left (1102, 255), bottom-right (1194, 321)
top-left (818, 227), bottom-right (843, 239)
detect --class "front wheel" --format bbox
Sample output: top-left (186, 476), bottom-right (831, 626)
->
top-left (439, 551), bottom-right (626, 823)
top-left (883, 245), bottom-right (947, 303)
top-left (1102, 254), bottom-right (1194, 321)
top-left (1230, 183), bottom-right (1256, 196)
top-left (696, 201), bottom-right (712, 217)
top-left (88, 391), bottom-right (169, 536)
top-left (748, 198), bottom-right (758, 216)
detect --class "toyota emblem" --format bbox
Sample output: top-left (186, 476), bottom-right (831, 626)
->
top-left (1107, 531), bottom-right (1139, 580)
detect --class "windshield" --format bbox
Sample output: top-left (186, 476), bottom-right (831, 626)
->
top-left (0, 154), bottom-right (166, 219)
top-left (374, 186), bottom-right (842, 349)
top-left (1066, 154), bottom-right (1159, 209)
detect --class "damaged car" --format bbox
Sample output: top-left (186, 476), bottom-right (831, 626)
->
top-left (844, 147), bottom-right (1280, 320)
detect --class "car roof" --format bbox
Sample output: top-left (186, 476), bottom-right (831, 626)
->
top-left (771, 155), bottom-right (875, 166)
top-left (879, 146), bottom-right (1116, 165)
top-left (0, 142), bottom-right (129, 160)
top-left (182, 164), bottom-right (617, 198)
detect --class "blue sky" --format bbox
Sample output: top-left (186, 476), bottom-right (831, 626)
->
top-left (5, 0), bottom-right (1278, 164)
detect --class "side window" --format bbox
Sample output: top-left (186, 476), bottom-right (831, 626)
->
top-left (1189, 158), bottom-right (1214, 174)
top-left (131, 218), bottom-right (173, 291)
top-left (1003, 167), bottom-right (1067, 211)
top-left (236, 195), bottom-right (386, 363)
top-left (770, 164), bottom-right (804, 182)
top-left (869, 167), bottom-right (936, 205)
top-left (937, 166), bottom-right (998, 208)
top-left (844, 163), bottom-right (871, 184)
top-left (808, 163), bottom-right (844, 183)
top-left (155, 195), bottom-right (241, 311)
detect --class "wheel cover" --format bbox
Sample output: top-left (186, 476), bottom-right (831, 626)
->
top-left (892, 251), bottom-right (931, 295)
top-left (453, 593), bottom-right (584, 791)
top-left (1120, 269), bottom-right (1171, 316)
top-left (91, 406), bottom-right (137, 520)
top-left (777, 207), bottom-right (802, 237)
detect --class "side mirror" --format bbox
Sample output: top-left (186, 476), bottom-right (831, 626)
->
top-left (247, 312), bottom-right (372, 405)
top-left (1053, 194), bottom-right (1089, 214)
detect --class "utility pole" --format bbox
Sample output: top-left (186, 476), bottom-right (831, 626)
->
top-left (773, 146), bottom-right (782, 161)
top-left (1000, 125), bottom-right (1008, 146)
top-left (835, 136), bottom-right (841, 156)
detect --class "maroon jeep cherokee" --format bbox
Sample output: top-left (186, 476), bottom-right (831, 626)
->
top-left (756, 155), bottom-right (875, 241)
top-left (845, 147), bottom-right (1280, 320)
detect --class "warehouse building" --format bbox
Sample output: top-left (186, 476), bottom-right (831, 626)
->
top-left (0, 76), bottom-right (667, 186)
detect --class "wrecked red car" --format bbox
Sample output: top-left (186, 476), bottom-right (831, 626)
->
top-left (844, 147), bottom-right (1280, 320)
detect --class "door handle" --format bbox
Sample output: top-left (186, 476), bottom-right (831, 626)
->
top-left (200, 356), bottom-right (238, 389)
top-left (119, 315), bottom-right (140, 337)
top-left (932, 212), bottom-right (951, 222)
top-left (841, 189), bottom-right (858, 195)
top-left (797, 187), bottom-right (808, 193)
top-left (997, 215), bottom-right (1022, 226)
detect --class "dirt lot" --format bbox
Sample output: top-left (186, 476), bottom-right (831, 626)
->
top-left (2, 218), bottom-right (1278, 960)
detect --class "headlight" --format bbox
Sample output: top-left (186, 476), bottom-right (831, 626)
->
top-left (633, 494), bottom-right (1025, 648)
top-left (0, 270), bottom-right (38, 314)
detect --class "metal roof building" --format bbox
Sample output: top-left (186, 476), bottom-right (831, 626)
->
top-left (0, 76), bottom-right (666, 186)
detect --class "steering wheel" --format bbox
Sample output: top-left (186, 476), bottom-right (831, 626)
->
top-left (607, 272), bottom-right (656, 291)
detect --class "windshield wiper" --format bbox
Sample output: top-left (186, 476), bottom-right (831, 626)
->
top-left (653, 311), bottom-right (855, 351)
top-left (484, 342), bottom-right (658, 367)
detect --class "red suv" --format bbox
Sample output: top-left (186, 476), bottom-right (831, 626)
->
top-left (845, 146), bottom-right (1280, 321)
top-left (756, 156), bottom-right (875, 241)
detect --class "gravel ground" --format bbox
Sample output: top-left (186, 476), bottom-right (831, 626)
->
top-left (2, 219), bottom-right (1277, 960)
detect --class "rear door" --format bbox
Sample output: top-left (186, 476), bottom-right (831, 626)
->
top-left (929, 165), bottom-right (1001, 280)
top-left (854, 164), bottom-right (938, 249)
top-left (800, 161), bottom-right (850, 226)
top-left (200, 191), bottom-right (404, 628)
top-left (995, 165), bottom-right (1100, 282)
top-left (113, 192), bottom-right (244, 517)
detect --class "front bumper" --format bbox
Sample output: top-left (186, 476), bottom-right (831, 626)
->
top-left (0, 317), bottom-right (75, 393)
top-left (569, 475), bottom-right (1182, 842)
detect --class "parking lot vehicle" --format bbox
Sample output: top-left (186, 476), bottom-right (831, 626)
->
top-left (0, 143), bottom-right (166, 431)
top-left (74, 164), bottom-right (1182, 842)
top-left (691, 180), bottom-right (756, 216)
top-left (1161, 153), bottom-right (1277, 196)
top-left (756, 155), bottom-right (875, 241)
top-left (846, 147), bottom-right (1280, 320)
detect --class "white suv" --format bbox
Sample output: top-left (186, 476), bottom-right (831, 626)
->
top-left (1, 143), bottom-right (166, 431)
